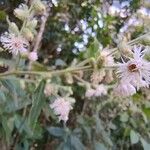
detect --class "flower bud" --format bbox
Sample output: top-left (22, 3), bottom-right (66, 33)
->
top-left (142, 35), bottom-right (150, 45)
top-left (14, 4), bottom-right (29, 21)
top-left (8, 22), bottom-right (20, 35)
top-left (26, 19), bottom-right (38, 30)
top-left (33, 0), bottom-right (46, 13)
top-left (28, 51), bottom-right (38, 61)
top-left (91, 69), bottom-right (106, 84)
top-left (74, 71), bottom-right (83, 78)
top-left (44, 84), bottom-right (55, 96)
top-left (118, 41), bottom-right (133, 56)
top-left (65, 73), bottom-right (74, 84)
top-left (104, 70), bottom-right (114, 83)
top-left (22, 28), bottom-right (34, 41)
top-left (99, 50), bottom-right (114, 67)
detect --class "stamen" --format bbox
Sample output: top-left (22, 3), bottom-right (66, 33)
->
top-left (128, 63), bottom-right (138, 72)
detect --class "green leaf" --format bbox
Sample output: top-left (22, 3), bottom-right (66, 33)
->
top-left (31, 62), bottom-right (48, 71)
top-left (0, 79), bottom-right (16, 93)
top-left (94, 142), bottom-right (108, 150)
top-left (0, 91), bottom-right (6, 103)
top-left (130, 130), bottom-right (139, 144)
top-left (141, 138), bottom-right (150, 150)
top-left (0, 10), bottom-right (6, 20)
top-left (1, 116), bottom-right (14, 143)
top-left (70, 135), bottom-right (85, 150)
top-left (55, 59), bottom-right (67, 66)
top-left (47, 127), bottom-right (66, 137)
top-left (94, 115), bottom-right (113, 146)
top-left (28, 80), bottom-right (46, 130)
top-left (3, 96), bottom-right (31, 113)
top-left (120, 112), bottom-right (129, 123)
top-left (84, 38), bottom-right (100, 58)
top-left (14, 115), bottom-right (32, 137)
top-left (142, 108), bottom-right (150, 119)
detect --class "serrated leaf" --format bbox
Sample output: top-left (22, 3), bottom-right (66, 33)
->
top-left (130, 130), bottom-right (139, 144)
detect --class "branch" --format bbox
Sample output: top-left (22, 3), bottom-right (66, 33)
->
top-left (32, 7), bottom-right (50, 52)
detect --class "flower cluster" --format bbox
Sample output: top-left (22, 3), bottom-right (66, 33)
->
top-left (108, 1), bottom-right (131, 18)
top-left (0, 0), bottom-right (47, 61)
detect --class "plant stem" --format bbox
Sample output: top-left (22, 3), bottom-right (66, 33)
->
top-left (0, 65), bottom-right (92, 77)
top-left (106, 31), bottom-right (150, 57)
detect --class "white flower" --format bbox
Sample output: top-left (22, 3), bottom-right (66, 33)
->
top-left (50, 97), bottom-right (73, 122)
top-left (108, 5), bottom-right (120, 16)
top-left (114, 82), bottom-right (136, 97)
top-left (28, 51), bottom-right (38, 61)
top-left (94, 84), bottom-right (107, 97)
top-left (117, 46), bottom-right (150, 89)
top-left (0, 32), bottom-right (28, 55)
top-left (137, 7), bottom-right (149, 17)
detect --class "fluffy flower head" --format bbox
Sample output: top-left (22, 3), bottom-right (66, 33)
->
top-left (50, 97), bottom-right (73, 122)
top-left (117, 46), bottom-right (150, 90)
top-left (0, 32), bottom-right (28, 55)
top-left (114, 81), bottom-right (136, 97)
top-left (28, 51), bottom-right (38, 61)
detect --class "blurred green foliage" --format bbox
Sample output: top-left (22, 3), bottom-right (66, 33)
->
top-left (0, 0), bottom-right (150, 150)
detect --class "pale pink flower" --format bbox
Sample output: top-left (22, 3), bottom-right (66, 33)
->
top-left (94, 84), bottom-right (107, 97)
top-left (114, 82), bottom-right (136, 97)
top-left (85, 88), bottom-right (95, 98)
top-left (28, 51), bottom-right (38, 61)
top-left (0, 32), bottom-right (28, 55)
top-left (50, 97), bottom-right (73, 122)
top-left (117, 46), bottom-right (150, 89)
top-left (85, 84), bottom-right (107, 98)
